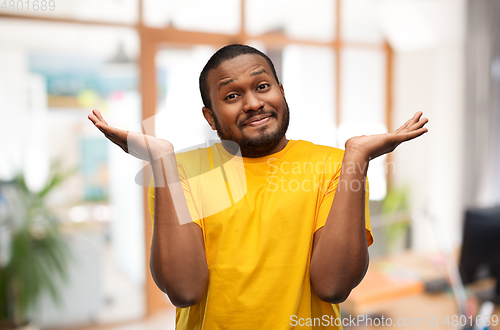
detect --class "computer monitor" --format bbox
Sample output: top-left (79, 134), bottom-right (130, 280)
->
top-left (459, 206), bottom-right (500, 304)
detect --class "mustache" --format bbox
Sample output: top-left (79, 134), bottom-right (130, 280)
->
top-left (239, 111), bottom-right (277, 127)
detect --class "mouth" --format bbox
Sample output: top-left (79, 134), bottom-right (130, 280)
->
top-left (242, 114), bottom-right (274, 127)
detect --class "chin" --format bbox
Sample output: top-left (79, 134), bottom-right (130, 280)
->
top-left (214, 109), bottom-right (289, 156)
top-left (238, 132), bottom-right (284, 156)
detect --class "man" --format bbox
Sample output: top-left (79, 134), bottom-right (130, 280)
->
top-left (89, 44), bottom-right (428, 329)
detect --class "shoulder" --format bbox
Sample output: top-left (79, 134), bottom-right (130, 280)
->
top-left (175, 145), bottom-right (210, 164)
top-left (289, 140), bottom-right (345, 163)
top-left (174, 145), bottom-right (213, 175)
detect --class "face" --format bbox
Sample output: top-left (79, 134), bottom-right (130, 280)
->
top-left (202, 54), bottom-right (289, 158)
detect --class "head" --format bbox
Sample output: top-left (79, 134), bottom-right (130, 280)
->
top-left (199, 44), bottom-right (290, 157)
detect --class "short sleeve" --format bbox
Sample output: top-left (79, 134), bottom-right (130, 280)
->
top-left (315, 169), bottom-right (373, 247)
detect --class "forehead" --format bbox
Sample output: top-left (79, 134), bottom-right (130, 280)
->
top-left (207, 54), bottom-right (272, 88)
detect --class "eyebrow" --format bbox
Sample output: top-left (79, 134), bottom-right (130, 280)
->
top-left (217, 69), bottom-right (269, 90)
top-left (250, 69), bottom-right (267, 77)
top-left (218, 78), bottom-right (235, 90)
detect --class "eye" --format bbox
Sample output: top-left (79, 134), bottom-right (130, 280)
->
top-left (225, 93), bottom-right (238, 101)
top-left (257, 84), bottom-right (270, 90)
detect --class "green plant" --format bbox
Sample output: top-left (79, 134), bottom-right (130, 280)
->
top-left (381, 184), bottom-right (411, 252)
top-left (0, 162), bottom-right (74, 328)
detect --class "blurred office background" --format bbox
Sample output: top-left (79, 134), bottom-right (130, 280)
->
top-left (0, 0), bottom-right (499, 329)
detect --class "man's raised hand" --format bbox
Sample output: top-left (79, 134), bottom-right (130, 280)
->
top-left (345, 111), bottom-right (429, 161)
top-left (87, 109), bottom-right (174, 163)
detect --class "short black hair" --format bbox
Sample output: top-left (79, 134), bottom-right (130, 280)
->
top-left (199, 44), bottom-right (280, 110)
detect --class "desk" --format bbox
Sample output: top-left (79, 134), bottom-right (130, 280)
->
top-left (348, 292), bottom-right (499, 330)
top-left (343, 252), bottom-right (500, 330)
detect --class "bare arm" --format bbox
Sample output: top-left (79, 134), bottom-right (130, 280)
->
top-left (310, 112), bottom-right (429, 304)
top-left (149, 157), bottom-right (208, 307)
top-left (88, 109), bottom-right (208, 307)
top-left (309, 151), bottom-right (369, 304)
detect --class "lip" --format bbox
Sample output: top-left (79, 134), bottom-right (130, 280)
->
top-left (243, 114), bottom-right (273, 127)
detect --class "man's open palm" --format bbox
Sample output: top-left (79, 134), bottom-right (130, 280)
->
top-left (346, 111), bottom-right (428, 161)
top-left (88, 109), bottom-right (173, 163)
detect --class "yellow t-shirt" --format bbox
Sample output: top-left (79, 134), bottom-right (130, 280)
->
top-left (148, 139), bottom-right (373, 329)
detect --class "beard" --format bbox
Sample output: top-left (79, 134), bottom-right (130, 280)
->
top-left (212, 102), bottom-right (290, 158)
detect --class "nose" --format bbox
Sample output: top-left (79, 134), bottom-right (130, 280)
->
top-left (242, 91), bottom-right (265, 112)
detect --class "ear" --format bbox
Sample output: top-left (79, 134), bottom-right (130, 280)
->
top-left (202, 107), bottom-right (216, 130)
top-left (279, 83), bottom-right (285, 98)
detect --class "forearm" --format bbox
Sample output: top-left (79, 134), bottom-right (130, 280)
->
top-left (149, 154), bottom-right (208, 307)
top-left (310, 146), bottom-right (369, 303)
top-left (310, 112), bottom-right (429, 303)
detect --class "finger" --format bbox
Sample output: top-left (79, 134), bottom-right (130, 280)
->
top-left (92, 109), bottom-right (109, 126)
top-left (89, 110), bottom-right (128, 140)
top-left (395, 118), bottom-right (412, 132)
top-left (403, 127), bottom-right (428, 141)
top-left (94, 122), bottom-right (128, 141)
top-left (88, 113), bottom-right (100, 125)
top-left (93, 121), bottom-right (113, 135)
top-left (93, 122), bottom-right (113, 137)
top-left (395, 112), bottom-right (424, 132)
top-left (88, 113), bottom-right (111, 133)
top-left (407, 111), bottom-right (423, 127)
top-left (92, 109), bottom-right (104, 121)
top-left (89, 113), bottom-right (129, 152)
top-left (409, 117), bottom-right (429, 131)
top-left (89, 115), bottom-right (115, 137)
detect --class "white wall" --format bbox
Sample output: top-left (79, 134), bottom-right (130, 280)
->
top-left (389, 0), bottom-right (466, 251)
